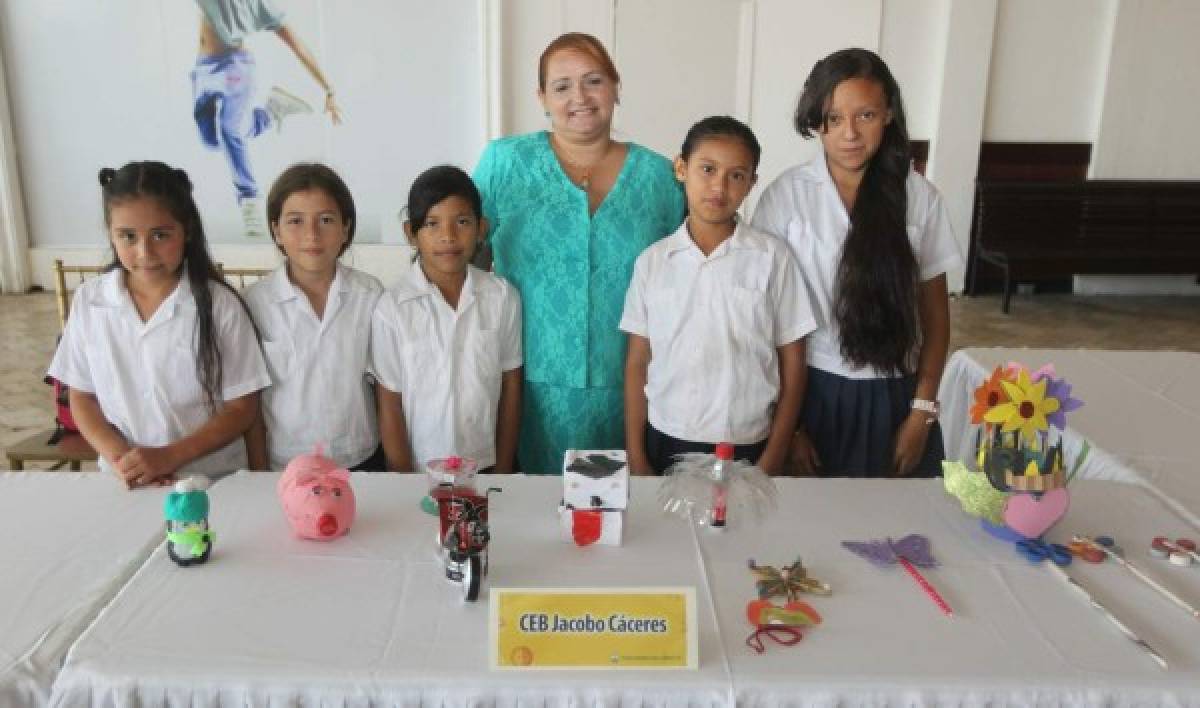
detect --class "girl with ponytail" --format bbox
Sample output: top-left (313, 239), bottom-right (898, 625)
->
top-left (47, 161), bottom-right (270, 488)
top-left (752, 49), bottom-right (961, 477)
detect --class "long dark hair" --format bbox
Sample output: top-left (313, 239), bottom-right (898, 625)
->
top-left (99, 161), bottom-right (251, 412)
top-left (795, 48), bottom-right (917, 375)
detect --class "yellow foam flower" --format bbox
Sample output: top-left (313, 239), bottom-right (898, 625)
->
top-left (983, 368), bottom-right (1060, 439)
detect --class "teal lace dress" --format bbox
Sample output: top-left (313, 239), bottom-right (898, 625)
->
top-left (474, 131), bottom-right (685, 474)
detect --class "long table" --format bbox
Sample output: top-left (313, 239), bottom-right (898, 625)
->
top-left (940, 348), bottom-right (1200, 526)
top-left (46, 473), bottom-right (1200, 706)
top-left (0, 473), bottom-right (164, 706)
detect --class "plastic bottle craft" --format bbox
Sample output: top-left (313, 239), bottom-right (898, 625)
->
top-left (278, 445), bottom-right (356, 541)
top-left (943, 363), bottom-right (1086, 543)
top-left (657, 443), bottom-right (777, 530)
top-left (165, 476), bottom-right (213, 567)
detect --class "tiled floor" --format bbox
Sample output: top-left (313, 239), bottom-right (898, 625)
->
top-left (3, 291), bottom-right (1198, 470)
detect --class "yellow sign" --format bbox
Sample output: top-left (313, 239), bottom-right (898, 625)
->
top-left (490, 587), bottom-right (697, 670)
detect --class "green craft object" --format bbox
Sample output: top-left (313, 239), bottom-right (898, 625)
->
top-left (942, 460), bottom-right (1006, 525)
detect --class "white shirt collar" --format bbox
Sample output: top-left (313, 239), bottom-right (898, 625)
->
top-left (266, 262), bottom-right (352, 304)
top-left (663, 217), bottom-right (768, 258)
top-left (391, 263), bottom-right (490, 309)
top-left (95, 267), bottom-right (195, 309)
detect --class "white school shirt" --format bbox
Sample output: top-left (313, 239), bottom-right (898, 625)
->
top-left (47, 270), bottom-right (271, 478)
top-left (619, 220), bottom-right (816, 445)
top-left (370, 264), bottom-right (522, 471)
top-left (751, 148), bottom-right (963, 379)
top-left (244, 263), bottom-right (383, 469)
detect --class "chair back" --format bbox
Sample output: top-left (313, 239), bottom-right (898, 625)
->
top-left (217, 264), bottom-right (273, 289)
top-left (52, 259), bottom-right (107, 331)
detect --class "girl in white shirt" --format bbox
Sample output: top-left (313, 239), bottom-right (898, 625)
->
top-left (47, 161), bottom-right (270, 488)
top-left (372, 166), bottom-right (523, 473)
top-left (621, 116), bottom-right (815, 476)
top-left (752, 49), bottom-right (962, 478)
top-left (244, 164), bottom-right (384, 470)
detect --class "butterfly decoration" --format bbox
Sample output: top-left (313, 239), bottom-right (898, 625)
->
top-left (841, 534), bottom-right (938, 568)
top-left (842, 534), bottom-right (953, 616)
top-left (748, 558), bottom-right (832, 601)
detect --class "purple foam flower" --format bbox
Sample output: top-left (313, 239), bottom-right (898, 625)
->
top-left (1043, 377), bottom-right (1083, 429)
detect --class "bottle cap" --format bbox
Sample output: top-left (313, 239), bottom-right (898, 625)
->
top-left (715, 443), bottom-right (734, 460)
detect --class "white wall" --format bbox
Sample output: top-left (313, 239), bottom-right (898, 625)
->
top-left (879, 0), bottom-right (947, 142)
top-left (1092, 0), bottom-right (1200, 179)
top-left (612, 0), bottom-right (742, 159)
top-left (925, 0), bottom-right (997, 293)
top-left (983, 0), bottom-right (1114, 142)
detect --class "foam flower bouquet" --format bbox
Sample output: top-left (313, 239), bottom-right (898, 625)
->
top-left (944, 363), bottom-right (1086, 541)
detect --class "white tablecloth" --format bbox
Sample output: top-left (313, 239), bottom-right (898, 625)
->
top-left (0, 473), bottom-right (165, 707)
top-left (940, 348), bottom-right (1200, 527)
top-left (50, 472), bottom-right (733, 707)
top-left (48, 473), bottom-right (1200, 707)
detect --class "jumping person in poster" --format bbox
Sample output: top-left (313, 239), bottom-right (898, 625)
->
top-left (192, 0), bottom-right (343, 237)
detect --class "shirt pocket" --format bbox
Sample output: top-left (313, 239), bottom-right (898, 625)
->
top-left (644, 281), bottom-right (681, 352)
top-left (163, 343), bottom-right (207, 408)
top-left (261, 340), bottom-right (294, 384)
top-left (728, 281), bottom-right (771, 343)
top-left (461, 326), bottom-right (502, 427)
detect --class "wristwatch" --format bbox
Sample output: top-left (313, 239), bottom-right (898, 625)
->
top-left (911, 398), bottom-right (940, 424)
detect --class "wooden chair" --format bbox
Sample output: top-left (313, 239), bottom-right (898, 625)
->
top-left (5, 260), bottom-right (103, 470)
top-left (217, 264), bottom-right (273, 289)
top-left (52, 259), bottom-right (107, 330)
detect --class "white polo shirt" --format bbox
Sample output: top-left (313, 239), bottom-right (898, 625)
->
top-left (619, 220), bottom-right (816, 445)
top-left (244, 263), bottom-right (383, 469)
top-left (370, 264), bottom-right (522, 470)
top-left (47, 270), bottom-right (271, 478)
top-left (751, 149), bottom-right (963, 379)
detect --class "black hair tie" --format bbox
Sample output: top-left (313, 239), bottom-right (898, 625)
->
top-left (98, 167), bottom-right (116, 186)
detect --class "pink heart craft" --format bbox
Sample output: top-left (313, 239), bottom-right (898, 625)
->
top-left (1003, 488), bottom-right (1070, 540)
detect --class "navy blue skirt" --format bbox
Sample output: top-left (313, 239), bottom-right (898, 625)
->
top-left (801, 367), bottom-right (944, 478)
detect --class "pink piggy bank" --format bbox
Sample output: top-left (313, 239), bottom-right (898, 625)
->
top-left (278, 447), bottom-right (356, 540)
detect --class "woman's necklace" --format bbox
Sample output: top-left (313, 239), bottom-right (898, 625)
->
top-left (552, 133), bottom-right (612, 192)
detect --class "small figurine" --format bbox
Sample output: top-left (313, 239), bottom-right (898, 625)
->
top-left (165, 476), bottom-right (213, 567)
top-left (560, 450), bottom-right (629, 546)
top-left (278, 445), bottom-right (356, 540)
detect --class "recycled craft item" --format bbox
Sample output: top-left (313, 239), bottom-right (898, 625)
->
top-left (748, 558), bottom-right (831, 601)
top-left (278, 445), bottom-right (356, 540)
top-left (560, 450), bottom-right (629, 546)
top-left (1075, 534), bottom-right (1200, 621)
top-left (843, 534), bottom-right (953, 616)
top-left (944, 362), bottom-right (1087, 541)
top-left (743, 558), bottom-right (825, 653)
top-left (657, 447), bottom-right (777, 529)
top-left (422, 456), bottom-right (479, 516)
top-left (165, 476), bottom-right (214, 566)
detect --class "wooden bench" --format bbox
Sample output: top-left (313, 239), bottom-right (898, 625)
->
top-left (967, 180), bottom-right (1200, 312)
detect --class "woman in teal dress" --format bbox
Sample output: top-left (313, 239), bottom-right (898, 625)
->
top-left (473, 33), bottom-right (685, 474)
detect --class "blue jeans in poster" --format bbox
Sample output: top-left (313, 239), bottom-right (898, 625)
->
top-left (191, 50), bottom-right (271, 201)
